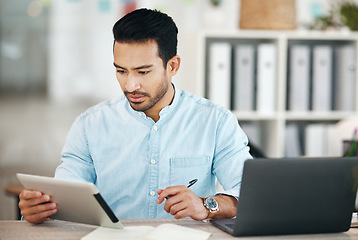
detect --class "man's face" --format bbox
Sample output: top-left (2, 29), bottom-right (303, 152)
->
top-left (113, 40), bottom-right (171, 114)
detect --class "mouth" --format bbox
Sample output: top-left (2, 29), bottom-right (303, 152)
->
top-left (126, 94), bottom-right (146, 103)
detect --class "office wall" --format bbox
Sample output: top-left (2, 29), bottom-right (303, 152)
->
top-left (0, 0), bottom-right (350, 98)
top-left (0, 0), bottom-right (48, 94)
top-left (47, 0), bottom-right (122, 103)
top-left (46, 0), bottom-right (240, 103)
top-left (45, 0), bottom-right (340, 102)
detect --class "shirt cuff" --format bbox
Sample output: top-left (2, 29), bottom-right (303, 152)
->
top-left (215, 191), bottom-right (239, 200)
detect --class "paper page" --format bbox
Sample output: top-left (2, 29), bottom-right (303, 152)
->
top-left (141, 223), bottom-right (211, 240)
top-left (81, 226), bottom-right (154, 240)
top-left (351, 213), bottom-right (358, 227)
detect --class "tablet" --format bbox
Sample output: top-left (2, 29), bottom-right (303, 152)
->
top-left (17, 173), bottom-right (122, 228)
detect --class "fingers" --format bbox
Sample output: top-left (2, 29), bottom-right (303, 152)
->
top-left (156, 189), bottom-right (164, 197)
top-left (21, 203), bottom-right (57, 224)
top-left (167, 201), bottom-right (187, 219)
top-left (19, 189), bottom-right (42, 200)
top-left (18, 189), bottom-right (57, 224)
top-left (20, 191), bottom-right (50, 207)
top-left (166, 194), bottom-right (206, 220)
top-left (163, 192), bottom-right (186, 213)
top-left (157, 186), bottom-right (207, 220)
top-left (157, 186), bottom-right (185, 204)
top-left (19, 190), bottom-right (51, 209)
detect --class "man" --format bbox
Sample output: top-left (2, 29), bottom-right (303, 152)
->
top-left (18, 8), bottom-right (252, 224)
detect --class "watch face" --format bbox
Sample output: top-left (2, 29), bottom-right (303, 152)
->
top-left (206, 197), bottom-right (218, 209)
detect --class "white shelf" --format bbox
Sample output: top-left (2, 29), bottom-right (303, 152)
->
top-left (232, 111), bottom-right (279, 121)
top-left (284, 111), bottom-right (357, 121)
top-left (201, 29), bottom-right (358, 41)
top-left (197, 30), bottom-right (358, 158)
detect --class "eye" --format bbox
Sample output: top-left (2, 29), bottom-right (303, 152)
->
top-left (138, 70), bottom-right (150, 75)
top-left (116, 69), bottom-right (126, 74)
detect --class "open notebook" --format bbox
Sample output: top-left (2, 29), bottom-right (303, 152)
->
top-left (81, 223), bottom-right (211, 240)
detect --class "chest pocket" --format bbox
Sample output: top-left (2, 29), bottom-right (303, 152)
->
top-left (169, 156), bottom-right (212, 197)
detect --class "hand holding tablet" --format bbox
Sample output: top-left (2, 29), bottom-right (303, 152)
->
top-left (17, 173), bottom-right (122, 228)
top-left (19, 188), bottom-right (58, 224)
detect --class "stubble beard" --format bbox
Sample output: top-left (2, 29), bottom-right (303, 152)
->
top-left (126, 79), bottom-right (169, 113)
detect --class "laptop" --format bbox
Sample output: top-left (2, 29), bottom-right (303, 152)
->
top-left (211, 157), bottom-right (358, 236)
top-left (17, 173), bottom-right (122, 228)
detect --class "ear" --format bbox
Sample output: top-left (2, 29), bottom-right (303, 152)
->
top-left (166, 55), bottom-right (181, 77)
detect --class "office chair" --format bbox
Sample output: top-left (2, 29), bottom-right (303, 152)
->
top-left (248, 141), bottom-right (266, 158)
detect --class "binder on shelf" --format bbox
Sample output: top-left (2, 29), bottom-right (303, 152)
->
top-left (288, 45), bottom-right (310, 111)
top-left (304, 123), bottom-right (335, 157)
top-left (233, 44), bottom-right (255, 111)
top-left (240, 122), bottom-right (261, 147)
top-left (285, 124), bottom-right (302, 157)
top-left (208, 42), bottom-right (232, 109)
top-left (312, 45), bottom-right (333, 112)
top-left (256, 43), bottom-right (276, 113)
top-left (305, 124), bottom-right (327, 157)
top-left (334, 44), bottom-right (356, 111)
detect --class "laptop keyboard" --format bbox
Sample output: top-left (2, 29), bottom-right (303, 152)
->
top-left (225, 223), bottom-right (235, 230)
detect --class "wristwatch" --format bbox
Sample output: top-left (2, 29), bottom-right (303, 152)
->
top-left (203, 197), bottom-right (219, 219)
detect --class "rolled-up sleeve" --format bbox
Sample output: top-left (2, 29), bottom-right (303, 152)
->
top-left (212, 111), bottom-right (252, 198)
top-left (55, 114), bottom-right (96, 183)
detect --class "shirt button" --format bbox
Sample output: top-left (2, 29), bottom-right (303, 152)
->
top-left (153, 126), bottom-right (158, 131)
top-left (151, 159), bottom-right (156, 164)
top-left (150, 191), bottom-right (156, 196)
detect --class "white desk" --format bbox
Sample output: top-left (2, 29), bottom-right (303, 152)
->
top-left (1, 219), bottom-right (358, 240)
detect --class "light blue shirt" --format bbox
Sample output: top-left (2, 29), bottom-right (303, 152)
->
top-left (55, 87), bottom-right (252, 219)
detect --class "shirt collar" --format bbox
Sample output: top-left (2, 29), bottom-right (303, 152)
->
top-left (159, 84), bottom-right (181, 118)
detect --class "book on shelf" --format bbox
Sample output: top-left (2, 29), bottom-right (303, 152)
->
top-left (312, 45), bottom-right (333, 112)
top-left (208, 42), bottom-right (232, 110)
top-left (288, 45), bottom-right (310, 111)
top-left (334, 44), bottom-right (356, 111)
top-left (256, 43), bottom-right (276, 113)
top-left (233, 44), bottom-right (255, 111)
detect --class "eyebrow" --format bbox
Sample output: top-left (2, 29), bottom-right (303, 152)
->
top-left (113, 62), bottom-right (153, 70)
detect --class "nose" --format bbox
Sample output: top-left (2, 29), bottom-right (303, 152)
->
top-left (125, 74), bottom-right (141, 92)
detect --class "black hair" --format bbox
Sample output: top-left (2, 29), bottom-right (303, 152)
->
top-left (113, 8), bottom-right (178, 68)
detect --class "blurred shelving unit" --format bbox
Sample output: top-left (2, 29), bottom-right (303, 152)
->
top-left (197, 30), bottom-right (358, 158)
